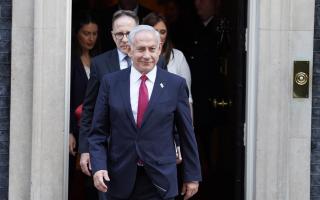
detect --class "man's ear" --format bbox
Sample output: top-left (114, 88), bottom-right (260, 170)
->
top-left (158, 43), bottom-right (162, 56)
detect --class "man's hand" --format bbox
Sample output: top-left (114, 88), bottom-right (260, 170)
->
top-left (80, 153), bottom-right (92, 176)
top-left (69, 133), bottom-right (76, 156)
top-left (181, 181), bottom-right (199, 200)
top-left (93, 170), bottom-right (110, 192)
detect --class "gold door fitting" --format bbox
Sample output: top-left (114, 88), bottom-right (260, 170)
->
top-left (211, 98), bottom-right (232, 108)
top-left (293, 61), bottom-right (309, 98)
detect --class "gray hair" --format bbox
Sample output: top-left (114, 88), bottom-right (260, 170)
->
top-left (128, 25), bottom-right (160, 47)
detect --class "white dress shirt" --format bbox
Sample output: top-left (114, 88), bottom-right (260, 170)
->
top-left (117, 49), bottom-right (131, 70)
top-left (84, 65), bottom-right (90, 79)
top-left (130, 65), bottom-right (157, 123)
top-left (167, 49), bottom-right (193, 103)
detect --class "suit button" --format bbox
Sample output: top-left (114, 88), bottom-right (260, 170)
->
top-left (190, 56), bottom-right (195, 60)
top-left (194, 41), bottom-right (198, 45)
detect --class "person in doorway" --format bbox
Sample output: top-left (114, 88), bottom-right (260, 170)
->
top-left (69, 11), bottom-right (100, 200)
top-left (142, 12), bottom-right (194, 164)
top-left (78, 10), bottom-right (139, 200)
top-left (99, 0), bottom-right (152, 51)
top-left (88, 25), bottom-right (202, 200)
top-left (97, 0), bottom-right (151, 51)
top-left (188, 1), bottom-right (223, 110)
top-left (179, 0), bottom-right (231, 198)
top-left (78, 10), bottom-right (166, 200)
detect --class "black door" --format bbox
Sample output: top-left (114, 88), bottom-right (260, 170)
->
top-left (172, 0), bottom-right (247, 199)
top-left (200, 0), bottom-right (247, 199)
top-left (71, 0), bottom-right (247, 199)
top-left (214, 0), bottom-right (247, 199)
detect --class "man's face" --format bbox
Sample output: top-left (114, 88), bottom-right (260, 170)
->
top-left (128, 31), bottom-right (161, 74)
top-left (112, 16), bottom-right (137, 54)
top-left (194, 0), bottom-right (217, 21)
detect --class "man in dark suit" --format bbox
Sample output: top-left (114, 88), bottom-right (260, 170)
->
top-left (78, 9), bottom-right (166, 193)
top-left (78, 10), bottom-right (140, 200)
top-left (99, 0), bottom-right (152, 51)
top-left (78, 9), bottom-right (139, 177)
top-left (88, 25), bottom-right (201, 200)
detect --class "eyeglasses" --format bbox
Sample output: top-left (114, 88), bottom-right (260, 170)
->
top-left (113, 32), bottom-right (130, 40)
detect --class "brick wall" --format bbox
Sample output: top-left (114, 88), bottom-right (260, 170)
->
top-left (0, 0), bottom-right (11, 199)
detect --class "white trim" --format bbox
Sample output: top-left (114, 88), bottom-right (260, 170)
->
top-left (61, 1), bottom-right (258, 200)
top-left (245, 0), bottom-right (259, 199)
top-left (64, 0), bottom-right (72, 199)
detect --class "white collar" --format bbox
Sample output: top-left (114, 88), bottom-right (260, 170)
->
top-left (131, 65), bottom-right (157, 84)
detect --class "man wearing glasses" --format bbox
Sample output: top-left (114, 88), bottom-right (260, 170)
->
top-left (78, 10), bottom-right (138, 200)
top-left (99, 0), bottom-right (151, 52)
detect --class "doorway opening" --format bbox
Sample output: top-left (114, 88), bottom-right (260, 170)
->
top-left (69, 0), bottom-right (247, 199)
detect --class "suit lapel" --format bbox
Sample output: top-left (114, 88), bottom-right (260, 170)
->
top-left (119, 68), bottom-right (137, 129)
top-left (141, 68), bottom-right (166, 127)
top-left (109, 48), bottom-right (121, 72)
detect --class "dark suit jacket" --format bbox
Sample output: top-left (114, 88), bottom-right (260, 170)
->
top-left (70, 56), bottom-right (89, 141)
top-left (88, 67), bottom-right (201, 199)
top-left (78, 49), bottom-right (120, 153)
top-left (79, 48), bottom-right (166, 153)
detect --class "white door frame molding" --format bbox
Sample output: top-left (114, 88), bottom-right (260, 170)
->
top-left (244, 0), bottom-right (314, 199)
top-left (9, 0), bottom-right (72, 199)
top-left (245, 0), bottom-right (259, 199)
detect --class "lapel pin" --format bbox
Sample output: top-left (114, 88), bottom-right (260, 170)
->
top-left (160, 83), bottom-right (164, 88)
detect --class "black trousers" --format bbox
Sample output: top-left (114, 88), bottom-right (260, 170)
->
top-left (107, 167), bottom-right (174, 200)
top-left (69, 155), bottom-right (99, 200)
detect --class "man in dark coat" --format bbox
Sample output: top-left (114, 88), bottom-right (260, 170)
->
top-left (89, 25), bottom-right (201, 200)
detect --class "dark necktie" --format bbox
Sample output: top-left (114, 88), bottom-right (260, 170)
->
top-left (137, 74), bottom-right (148, 128)
top-left (124, 55), bottom-right (131, 68)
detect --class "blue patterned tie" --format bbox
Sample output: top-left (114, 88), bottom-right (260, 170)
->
top-left (124, 55), bottom-right (131, 68)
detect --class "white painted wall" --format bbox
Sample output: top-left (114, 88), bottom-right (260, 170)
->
top-left (252, 0), bottom-right (314, 199)
top-left (9, 0), bottom-right (34, 198)
top-left (9, 0), bottom-right (71, 199)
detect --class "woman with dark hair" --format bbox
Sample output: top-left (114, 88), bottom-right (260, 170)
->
top-left (69, 11), bottom-right (100, 200)
top-left (142, 12), bottom-right (193, 109)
